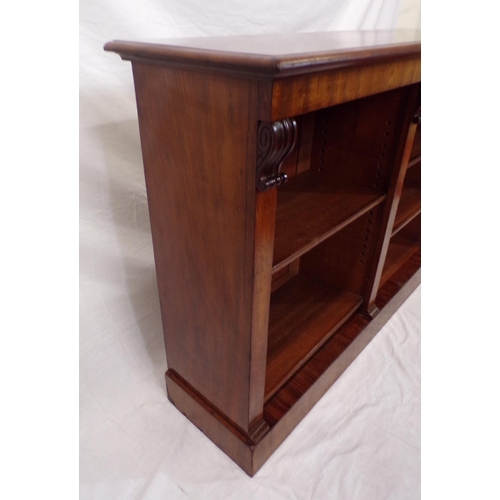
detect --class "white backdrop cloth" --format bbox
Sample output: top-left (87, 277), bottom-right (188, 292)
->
top-left (80, 1), bottom-right (421, 498)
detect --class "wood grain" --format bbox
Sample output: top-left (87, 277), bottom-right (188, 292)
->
top-left (299, 207), bottom-right (384, 297)
top-left (273, 170), bottom-right (386, 272)
top-left (132, 62), bottom-right (259, 433)
top-left (105, 30), bottom-right (420, 79)
top-left (361, 84), bottom-right (420, 314)
top-left (265, 273), bottom-right (362, 401)
top-left (271, 58), bottom-right (420, 120)
top-left (256, 252), bottom-right (421, 473)
top-left (105, 30), bottom-right (421, 476)
top-left (167, 251), bottom-right (420, 476)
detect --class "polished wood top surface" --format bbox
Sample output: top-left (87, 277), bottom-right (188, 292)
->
top-left (105, 30), bottom-right (421, 77)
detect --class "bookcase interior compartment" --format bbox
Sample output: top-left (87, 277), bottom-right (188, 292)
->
top-left (267, 207), bottom-right (383, 401)
top-left (299, 208), bottom-right (384, 296)
top-left (272, 87), bottom-right (410, 272)
top-left (308, 87), bottom-right (411, 192)
top-left (266, 87), bottom-right (415, 402)
top-left (265, 272), bottom-right (362, 401)
top-left (273, 170), bottom-right (385, 271)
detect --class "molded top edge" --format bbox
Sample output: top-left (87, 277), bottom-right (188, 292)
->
top-left (104, 30), bottom-right (421, 77)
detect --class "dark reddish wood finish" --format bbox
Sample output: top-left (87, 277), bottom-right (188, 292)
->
top-left (105, 30), bottom-right (421, 78)
top-left (273, 171), bottom-right (386, 271)
top-left (167, 251), bottom-right (420, 476)
top-left (105, 30), bottom-right (421, 476)
top-left (299, 208), bottom-right (385, 298)
top-left (408, 155), bottom-right (421, 169)
top-left (131, 63), bottom-right (262, 434)
top-left (411, 123), bottom-right (421, 159)
top-left (392, 184), bottom-right (421, 235)
top-left (361, 83), bottom-right (421, 316)
top-left (265, 273), bottom-right (362, 400)
top-left (265, 251), bottom-right (421, 429)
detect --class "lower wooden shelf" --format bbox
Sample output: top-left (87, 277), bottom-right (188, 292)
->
top-left (264, 250), bottom-right (421, 428)
top-left (265, 273), bottom-right (362, 401)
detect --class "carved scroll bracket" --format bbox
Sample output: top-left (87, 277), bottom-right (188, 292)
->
top-left (256, 118), bottom-right (298, 192)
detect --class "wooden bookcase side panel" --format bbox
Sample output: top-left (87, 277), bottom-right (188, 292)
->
top-left (132, 63), bottom-right (264, 433)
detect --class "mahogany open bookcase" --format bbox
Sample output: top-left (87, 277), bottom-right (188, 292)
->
top-left (105, 30), bottom-right (421, 476)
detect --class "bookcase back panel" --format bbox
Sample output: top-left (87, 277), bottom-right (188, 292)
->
top-left (299, 206), bottom-right (384, 297)
top-left (309, 88), bottom-right (407, 191)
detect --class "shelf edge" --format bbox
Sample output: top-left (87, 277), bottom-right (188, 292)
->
top-left (272, 193), bottom-right (386, 273)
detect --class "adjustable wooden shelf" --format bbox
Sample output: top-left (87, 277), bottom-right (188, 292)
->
top-left (105, 30), bottom-right (421, 476)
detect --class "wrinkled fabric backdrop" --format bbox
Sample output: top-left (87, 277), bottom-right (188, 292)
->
top-left (80, 1), bottom-right (421, 498)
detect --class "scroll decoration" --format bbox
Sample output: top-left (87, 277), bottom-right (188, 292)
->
top-left (256, 118), bottom-right (298, 192)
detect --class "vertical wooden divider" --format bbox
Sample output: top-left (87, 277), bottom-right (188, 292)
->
top-left (363, 84), bottom-right (421, 315)
top-left (248, 189), bottom-right (276, 439)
